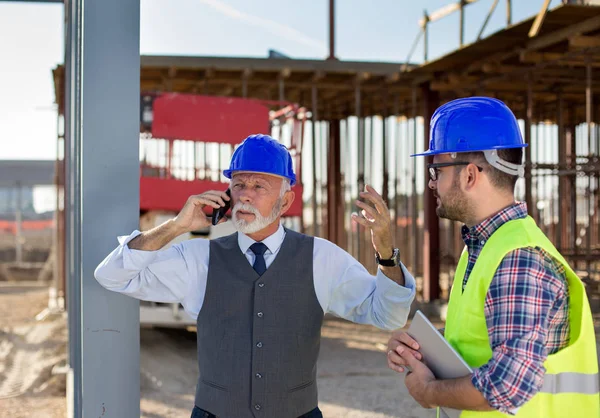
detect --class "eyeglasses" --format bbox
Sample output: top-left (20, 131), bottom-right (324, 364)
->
top-left (427, 162), bottom-right (483, 182)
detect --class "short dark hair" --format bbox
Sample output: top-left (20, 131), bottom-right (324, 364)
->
top-left (454, 148), bottom-right (523, 191)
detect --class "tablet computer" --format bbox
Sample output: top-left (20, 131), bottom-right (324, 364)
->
top-left (406, 310), bottom-right (473, 418)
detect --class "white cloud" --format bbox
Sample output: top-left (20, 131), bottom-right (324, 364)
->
top-left (198, 0), bottom-right (326, 54)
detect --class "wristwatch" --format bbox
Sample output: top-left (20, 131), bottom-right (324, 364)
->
top-left (375, 248), bottom-right (401, 267)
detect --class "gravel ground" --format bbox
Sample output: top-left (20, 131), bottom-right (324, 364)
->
top-left (138, 319), bottom-right (431, 418)
top-left (0, 285), bottom-right (66, 418)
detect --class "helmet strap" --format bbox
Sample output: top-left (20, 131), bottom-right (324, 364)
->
top-left (483, 149), bottom-right (524, 177)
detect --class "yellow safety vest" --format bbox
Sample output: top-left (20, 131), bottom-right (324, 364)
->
top-left (442, 216), bottom-right (599, 417)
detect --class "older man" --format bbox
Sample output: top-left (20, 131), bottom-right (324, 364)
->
top-left (95, 134), bottom-right (416, 418)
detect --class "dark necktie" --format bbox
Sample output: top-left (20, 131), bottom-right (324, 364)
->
top-left (250, 242), bottom-right (268, 276)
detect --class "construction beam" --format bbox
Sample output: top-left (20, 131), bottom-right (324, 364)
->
top-left (140, 55), bottom-right (407, 77)
top-left (520, 51), bottom-right (600, 67)
top-left (526, 14), bottom-right (600, 51)
top-left (528, 0), bottom-right (551, 38)
top-left (142, 77), bottom-right (413, 95)
top-left (481, 63), bottom-right (524, 74)
top-left (419, 0), bottom-right (479, 25)
top-left (569, 35), bottom-right (600, 49)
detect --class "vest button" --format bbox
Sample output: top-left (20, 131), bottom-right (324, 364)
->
top-left (258, 283), bottom-right (265, 288)
top-left (254, 404), bottom-right (261, 410)
top-left (257, 312), bottom-right (263, 318)
top-left (256, 342), bottom-right (263, 348)
top-left (255, 373), bottom-right (262, 379)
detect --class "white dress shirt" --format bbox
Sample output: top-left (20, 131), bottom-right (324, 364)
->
top-left (94, 224), bottom-right (416, 330)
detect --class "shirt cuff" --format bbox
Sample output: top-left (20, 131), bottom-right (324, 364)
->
top-left (375, 263), bottom-right (416, 296)
top-left (119, 230), bottom-right (160, 270)
top-left (471, 366), bottom-right (520, 415)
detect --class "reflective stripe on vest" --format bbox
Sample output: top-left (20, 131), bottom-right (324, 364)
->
top-left (540, 372), bottom-right (600, 395)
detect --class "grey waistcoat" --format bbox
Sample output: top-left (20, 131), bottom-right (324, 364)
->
top-left (194, 229), bottom-right (324, 418)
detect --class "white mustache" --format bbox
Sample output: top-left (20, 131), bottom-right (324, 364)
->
top-left (233, 202), bottom-right (260, 216)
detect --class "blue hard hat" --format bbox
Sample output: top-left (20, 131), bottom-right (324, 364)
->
top-left (412, 97), bottom-right (527, 157)
top-left (223, 134), bottom-right (297, 186)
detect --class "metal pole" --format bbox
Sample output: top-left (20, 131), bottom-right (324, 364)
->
top-left (392, 97), bottom-right (400, 249)
top-left (368, 112), bottom-right (374, 186)
top-left (15, 183), bottom-right (22, 264)
top-left (568, 109), bottom-right (577, 265)
top-left (459, 0), bottom-right (465, 47)
top-left (525, 74), bottom-right (534, 219)
top-left (477, 0), bottom-right (499, 41)
top-left (422, 82), bottom-right (440, 301)
top-left (311, 85), bottom-right (319, 236)
top-left (506, 0), bottom-right (512, 26)
top-left (586, 61), bottom-right (593, 276)
top-left (65, 0), bottom-right (82, 413)
top-left (536, 122), bottom-right (545, 234)
top-left (242, 71), bottom-right (249, 98)
top-left (356, 84), bottom-right (364, 264)
top-left (423, 10), bottom-right (429, 63)
top-left (328, 0), bottom-right (335, 60)
top-left (327, 121), bottom-right (343, 245)
top-left (411, 86), bottom-right (419, 275)
top-left (404, 109), bottom-right (411, 273)
top-left (557, 92), bottom-right (566, 251)
top-left (382, 90), bottom-right (389, 206)
top-left (70, 0), bottom-right (141, 416)
top-left (279, 76), bottom-right (285, 103)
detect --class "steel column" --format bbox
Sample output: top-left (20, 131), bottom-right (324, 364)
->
top-left (327, 120), bottom-right (343, 246)
top-left (382, 90), bottom-right (389, 205)
top-left (64, 0), bottom-right (81, 413)
top-left (557, 92), bottom-right (568, 250)
top-left (68, 0), bottom-right (141, 416)
top-left (421, 83), bottom-right (440, 301)
top-left (586, 61), bottom-right (593, 275)
top-left (356, 84), bottom-right (365, 263)
top-left (328, 0), bottom-right (335, 60)
top-left (567, 109), bottom-right (577, 262)
top-left (311, 85), bottom-right (319, 236)
top-left (15, 184), bottom-right (22, 263)
top-left (411, 87), bottom-right (419, 275)
top-left (525, 78), bottom-right (534, 218)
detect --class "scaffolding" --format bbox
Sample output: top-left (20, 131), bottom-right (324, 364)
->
top-left (52, 1), bottom-right (600, 305)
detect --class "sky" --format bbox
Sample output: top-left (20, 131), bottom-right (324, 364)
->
top-left (0, 0), bottom-right (562, 211)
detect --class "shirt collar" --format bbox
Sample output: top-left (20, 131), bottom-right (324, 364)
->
top-left (237, 223), bottom-right (286, 255)
top-left (461, 202), bottom-right (528, 245)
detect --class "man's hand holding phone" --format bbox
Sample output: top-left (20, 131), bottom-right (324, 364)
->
top-left (173, 189), bottom-right (231, 233)
top-left (212, 189), bottom-right (231, 225)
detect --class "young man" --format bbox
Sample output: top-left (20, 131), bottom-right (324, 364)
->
top-left (387, 97), bottom-right (599, 417)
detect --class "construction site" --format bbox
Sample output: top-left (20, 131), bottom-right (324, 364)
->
top-left (1, 0), bottom-right (600, 417)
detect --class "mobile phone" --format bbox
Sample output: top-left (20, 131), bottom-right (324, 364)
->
top-left (211, 189), bottom-right (231, 226)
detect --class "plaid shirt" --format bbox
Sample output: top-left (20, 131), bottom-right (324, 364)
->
top-left (460, 203), bottom-right (570, 414)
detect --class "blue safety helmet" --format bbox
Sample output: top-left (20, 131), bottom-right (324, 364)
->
top-left (223, 134), bottom-right (297, 186)
top-left (411, 97), bottom-right (527, 157)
